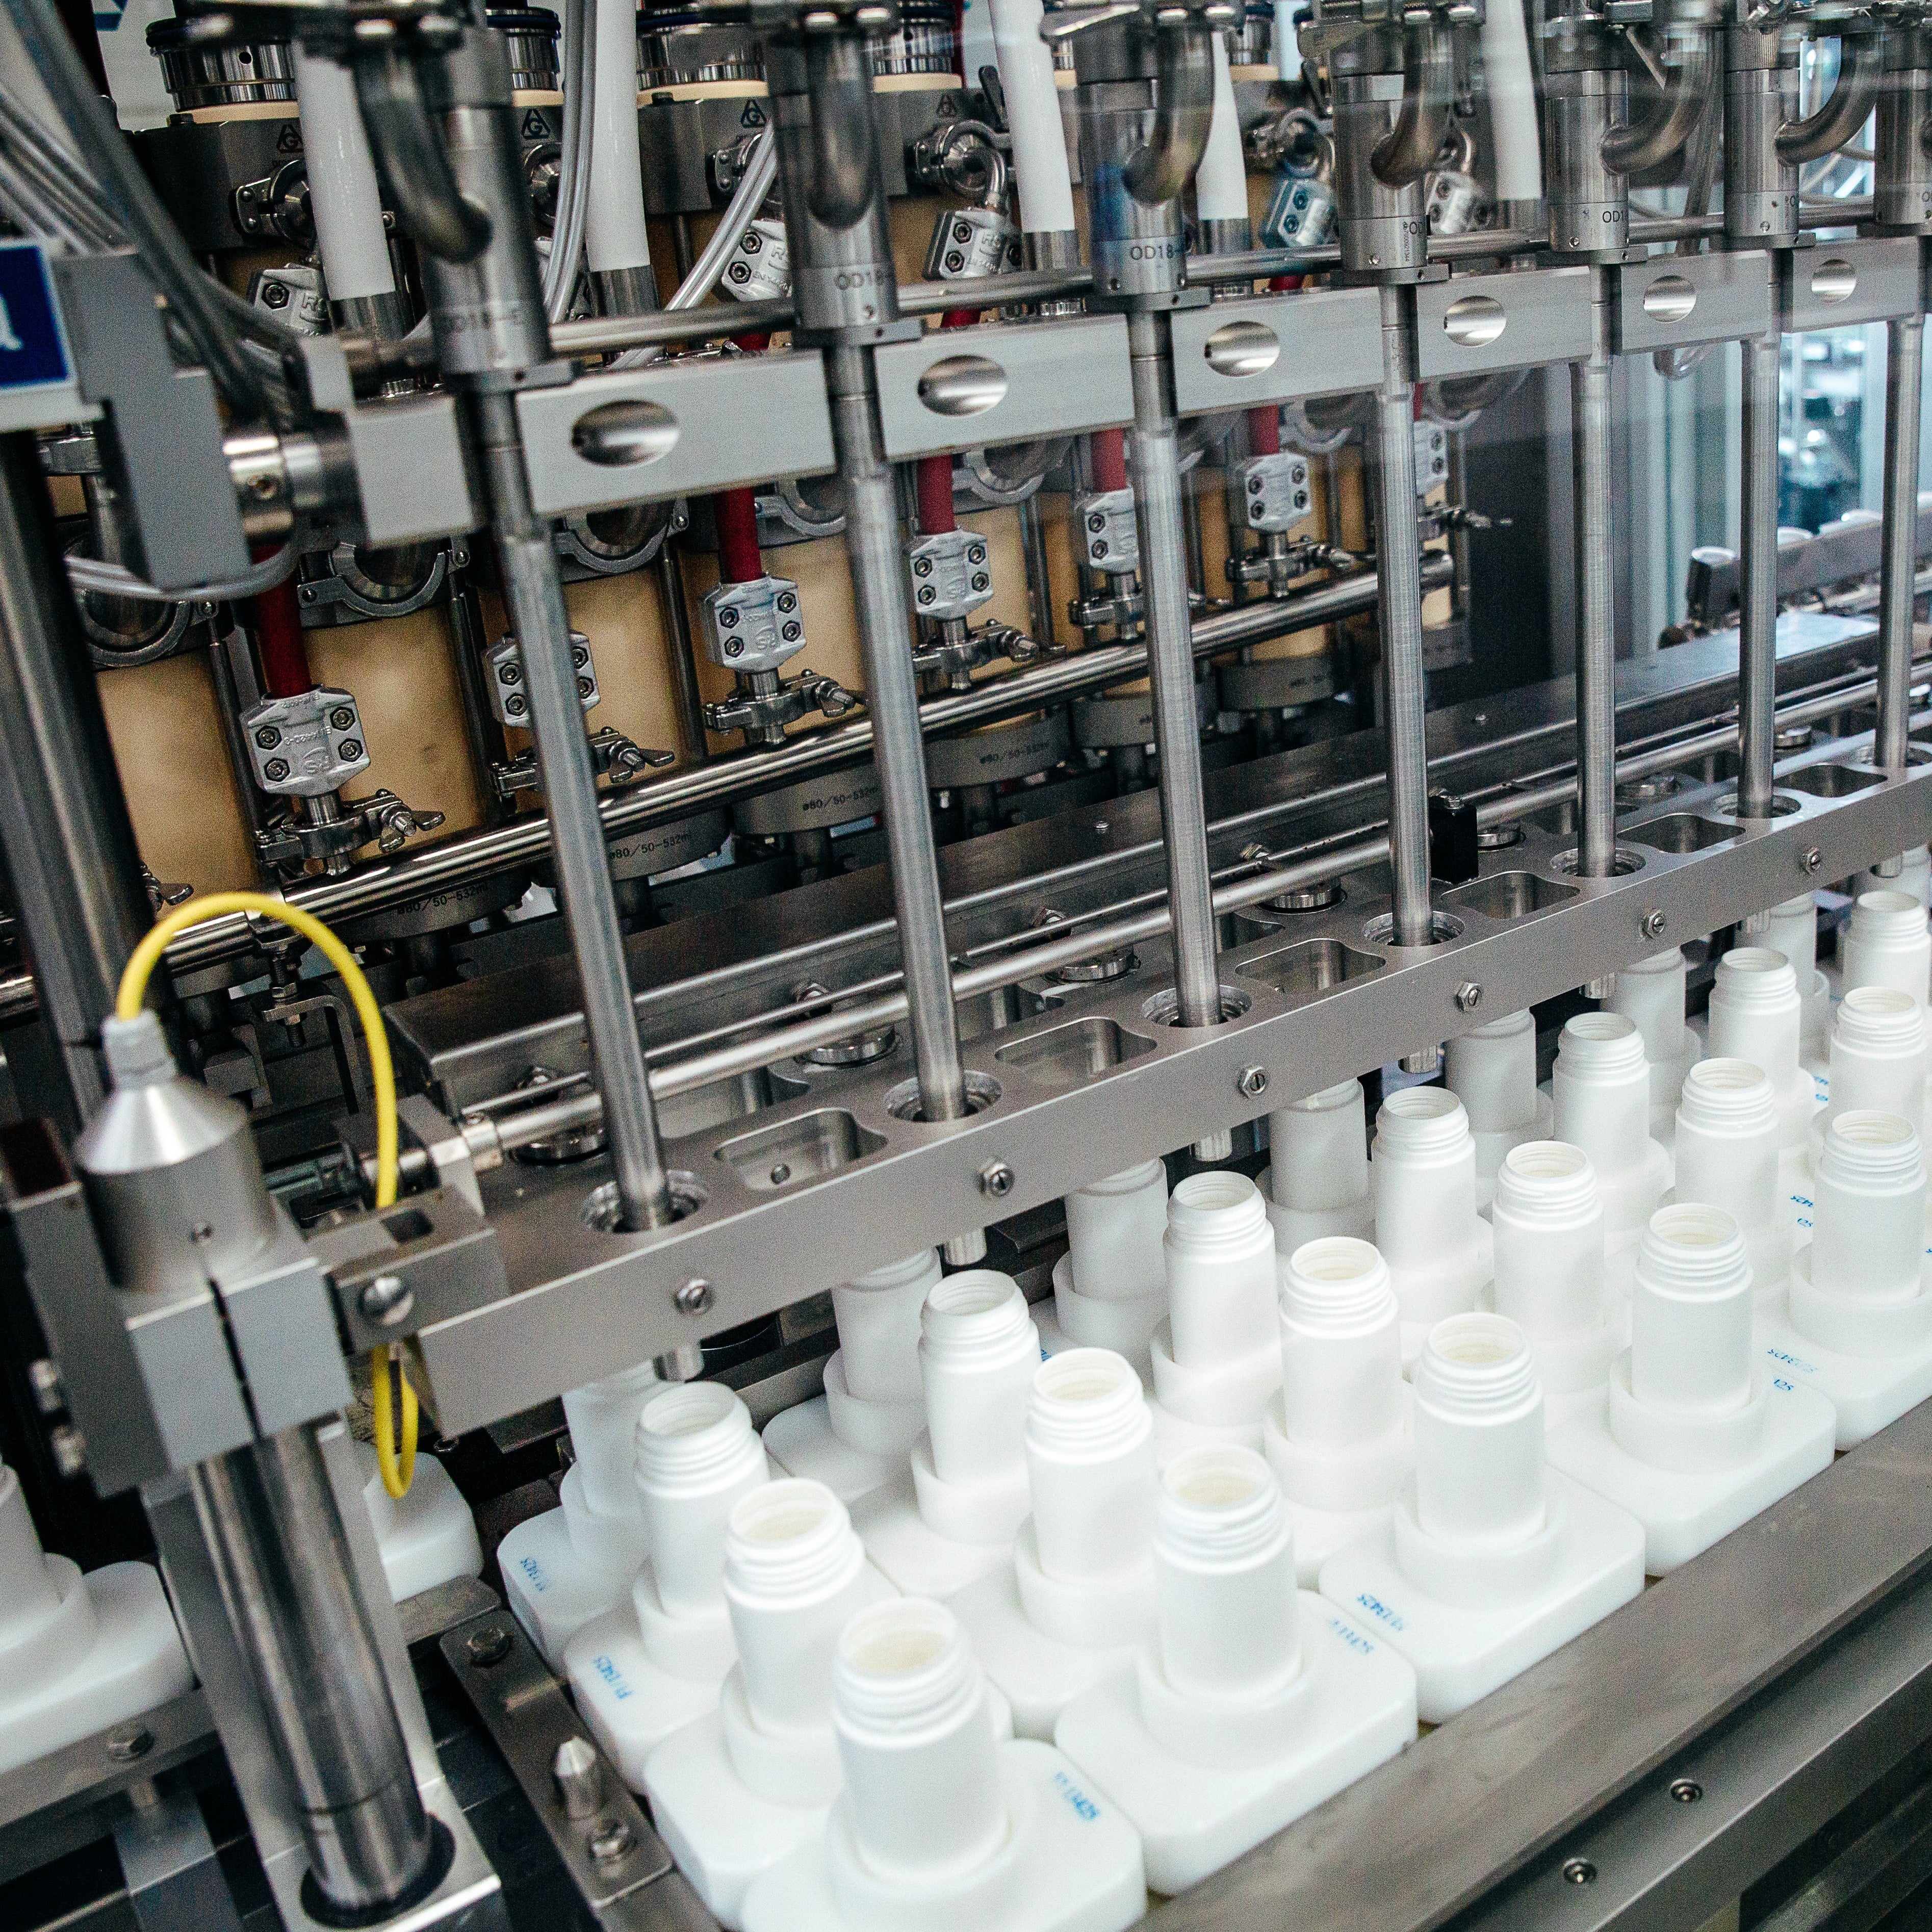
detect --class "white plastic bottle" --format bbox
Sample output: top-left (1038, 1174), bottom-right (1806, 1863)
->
top-left (1547, 1204), bottom-right (1836, 1572)
top-left (1816, 987), bottom-right (1928, 1156)
top-left (1863, 846), bottom-right (1932, 909)
top-left (0, 1463), bottom-right (195, 1774)
top-left (498, 1356), bottom-right (659, 1667)
top-left (1489, 1142), bottom-right (1621, 1420)
top-left (644, 1479), bottom-right (889, 1922)
top-left (1766, 1111), bottom-right (1932, 1445)
top-left (566, 1383), bottom-right (772, 1784)
top-left (1839, 890), bottom-right (1932, 1005)
top-left (1319, 1312), bottom-right (1645, 1720)
top-left (1671, 1060), bottom-right (1792, 1297)
top-left (1551, 1013), bottom-right (1672, 1240)
top-left (765, 1249), bottom-right (939, 1504)
top-left (1055, 1445), bottom-right (1415, 1894)
top-left (1759, 894), bottom-right (1830, 1066)
top-left (1261, 1237), bottom-right (1412, 1579)
top-left (1446, 1010), bottom-right (1552, 1196)
top-left (953, 1347), bottom-right (1158, 1737)
top-left (741, 1599), bottom-right (1146, 1932)
top-left (1041, 1161), bottom-right (1170, 1372)
top-left (1371, 1087), bottom-right (1493, 1355)
top-left (1149, 1171), bottom-right (1284, 1451)
top-left (1610, 948), bottom-right (1701, 1132)
top-left (1260, 1079), bottom-right (1375, 1251)
top-left (1707, 946), bottom-right (1818, 1151)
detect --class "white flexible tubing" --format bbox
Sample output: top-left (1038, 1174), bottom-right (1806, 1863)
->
top-left (292, 46), bottom-right (395, 301)
top-left (1196, 35), bottom-right (1249, 224)
top-left (988, 0), bottom-right (1077, 236)
top-left (1478, 0), bottom-right (1543, 205)
top-left (585, 0), bottom-right (653, 273)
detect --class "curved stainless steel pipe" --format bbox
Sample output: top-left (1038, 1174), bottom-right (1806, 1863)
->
top-left (353, 50), bottom-right (493, 262)
top-left (1601, 26), bottom-right (1712, 174)
top-left (1370, 24), bottom-right (1455, 189)
top-left (1124, 21), bottom-right (1218, 205)
top-left (1779, 33), bottom-right (1883, 164)
top-left (803, 34), bottom-right (876, 227)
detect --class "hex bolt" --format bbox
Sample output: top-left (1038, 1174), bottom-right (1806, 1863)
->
top-left (967, 545), bottom-right (986, 565)
top-left (28, 1358), bottom-right (63, 1415)
top-left (1669, 1778), bottom-right (1703, 1804)
top-left (105, 1723), bottom-right (154, 1763)
top-left (499, 662), bottom-right (522, 684)
top-left (719, 607), bottom-right (740, 628)
top-left (263, 757), bottom-right (291, 783)
top-left (1802, 845), bottom-right (1822, 874)
top-left (553, 1737), bottom-right (603, 1818)
top-left (49, 1425), bottom-right (85, 1477)
top-left (1237, 1065), bottom-right (1269, 1098)
top-left (1562, 1859), bottom-right (1597, 1887)
top-left (359, 1272), bottom-right (414, 1328)
top-left (1455, 982), bottom-right (1482, 1012)
top-left (777, 591), bottom-right (797, 612)
top-left (571, 645), bottom-right (589, 668)
top-left (576, 677), bottom-right (594, 700)
top-left (338, 740), bottom-right (363, 761)
top-left (675, 1278), bottom-right (714, 1316)
top-left (328, 706), bottom-right (355, 730)
top-left (505, 695), bottom-right (528, 718)
top-left (254, 726), bottom-right (281, 750)
top-left (589, 1820), bottom-right (635, 1866)
top-left (1640, 907), bottom-right (1667, 940)
top-left (725, 638), bottom-right (742, 657)
top-left (978, 1160), bottom-right (1015, 1198)
top-left (465, 1624), bottom-right (511, 1668)
top-left (781, 621), bottom-right (802, 641)
top-left (918, 586), bottom-right (935, 605)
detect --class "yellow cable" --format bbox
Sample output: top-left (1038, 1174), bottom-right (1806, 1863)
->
top-left (114, 890), bottom-right (416, 1494)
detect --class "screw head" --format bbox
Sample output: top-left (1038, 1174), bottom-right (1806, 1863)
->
top-left (918, 586), bottom-right (935, 604)
top-left (262, 280), bottom-right (290, 308)
top-left (1562, 1859), bottom-right (1596, 1887)
top-left (781, 621), bottom-right (802, 641)
top-left (28, 1359), bottom-right (64, 1415)
top-left (1640, 907), bottom-right (1667, 940)
top-left (49, 1424), bottom-right (85, 1477)
top-left (338, 740), bottom-right (363, 761)
top-left (1669, 1778), bottom-right (1703, 1804)
top-left (576, 676), bottom-right (594, 700)
top-left (505, 694), bottom-right (528, 718)
top-left (328, 706), bottom-right (355, 730)
top-left (777, 591), bottom-right (797, 612)
top-left (1455, 981), bottom-right (1482, 1012)
top-left (1802, 844), bottom-right (1822, 873)
top-left (466, 1624), bottom-right (511, 1667)
top-left (498, 661), bottom-right (522, 684)
top-left (254, 726), bottom-right (281, 750)
top-left (1237, 1064), bottom-right (1269, 1098)
top-left (978, 1160), bottom-right (1015, 1198)
top-left (675, 1278), bottom-right (714, 1316)
top-left (1087, 513), bottom-right (1106, 534)
top-left (263, 757), bottom-right (290, 783)
top-left (588, 1819), bottom-right (635, 1865)
top-left (105, 1723), bottom-right (153, 1763)
top-left (359, 1273), bottom-right (413, 1327)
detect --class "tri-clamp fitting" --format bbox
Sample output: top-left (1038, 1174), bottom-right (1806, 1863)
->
top-left (699, 574), bottom-right (855, 746)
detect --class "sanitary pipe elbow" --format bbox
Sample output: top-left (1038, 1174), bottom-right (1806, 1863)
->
top-left (1123, 20), bottom-right (1218, 205)
top-left (351, 49), bottom-right (493, 263)
top-left (1600, 26), bottom-right (1713, 175)
top-left (1369, 23), bottom-right (1456, 190)
top-left (1776, 31), bottom-right (1883, 165)
top-left (803, 33), bottom-right (879, 229)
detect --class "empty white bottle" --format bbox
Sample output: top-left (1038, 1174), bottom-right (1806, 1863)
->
top-left (1489, 1141), bottom-right (1620, 1419)
top-left (1043, 1161), bottom-right (1169, 1371)
top-left (1610, 948), bottom-right (1701, 1131)
top-left (1671, 1060), bottom-right (1792, 1296)
top-left (1759, 895), bottom-right (1829, 1065)
top-left (1840, 890), bottom-right (1932, 1005)
top-left (1707, 947), bottom-right (1816, 1151)
top-left (1550, 1013), bottom-right (1672, 1241)
top-left (1261, 1079), bottom-right (1375, 1251)
top-left (1446, 1010), bottom-right (1552, 1195)
top-left (1818, 989), bottom-right (1927, 1153)
top-left (1371, 1088), bottom-right (1493, 1352)
top-left (1263, 1236), bottom-right (1411, 1580)
top-left (1863, 847), bottom-right (1932, 908)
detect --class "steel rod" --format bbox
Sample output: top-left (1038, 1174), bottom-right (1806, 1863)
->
top-left (1877, 312), bottom-right (1924, 772)
top-left (1738, 328), bottom-right (1785, 817)
top-left (1573, 267), bottom-right (1619, 875)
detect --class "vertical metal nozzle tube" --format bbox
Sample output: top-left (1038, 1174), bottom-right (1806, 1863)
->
top-left (1737, 329), bottom-right (1783, 818)
top-left (1127, 310), bottom-right (1220, 1028)
top-left (1371, 285), bottom-right (1432, 946)
top-left (1573, 269), bottom-right (1618, 875)
top-left (190, 1427), bottom-right (435, 1916)
top-left (1877, 312), bottom-right (1925, 771)
top-left (825, 343), bottom-right (966, 1122)
top-left (475, 394), bottom-right (674, 1228)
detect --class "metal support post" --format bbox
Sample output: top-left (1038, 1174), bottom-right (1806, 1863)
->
top-left (1877, 310), bottom-right (1925, 770)
top-left (0, 433), bottom-right (156, 1122)
top-left (1737, 328), bottom-right (1784, 817)
top-left (1573, 268), bottom-right (1619, 874)
top-left (1370, 284), bottom-right (1432, 945)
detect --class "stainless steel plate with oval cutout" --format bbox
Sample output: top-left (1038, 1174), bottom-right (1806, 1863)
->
top-left (570, 397), bottom-right (679, 467)
top-left (916, 353), bottom-right (1009, 417)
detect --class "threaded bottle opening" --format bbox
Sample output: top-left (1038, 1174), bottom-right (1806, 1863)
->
top-left (1635, 1203), bottom-right (1752, 1299)
top-left (1714, 946), bottom-right (1798, 1011)
top-left (1836, 985), bottom-right (1924, 1056)
top-left (834, 1598), bottom-right (983, 1742)
top-left (1026, 1347), bottom-right (1149, 1459)
top-left (1166, 1169), bottom-right (1269, 1244)
top-left (1818, 1110), bottom-right (1924, 1191)
top-left (725, 1477), bottom-right (861, 1603)
top-left (635, 1382), bottom-right (756, 1489)
top-left (846, 1249), bottom-right (941, 1295)
top-left (1154, 1445), bottom-right (1286, 1569)
top-left (1851, 890), bottom-right (1928, 944)
top-left (1079, 1158), bottom-right (1167, 1199)
top-left (1495, 1140), bottom-right (1598, 1221)
top-left (1375, 1086), bottom-right (1471, 1155)
top-left (1678, 1058), bottom-right (1778, 1135)
top-left (1557, 1011), bottom-right (1646, 1075)
top-left (1281, 1236), bottom-right (1396, 1334)
top-left (1413, 1312), bottom-right (1541, 1420)
top-left (919, 1269), bottom-right (1032, 1367)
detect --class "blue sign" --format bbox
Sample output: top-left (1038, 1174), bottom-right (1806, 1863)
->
top-left (0, 242), bottom-right (71, 394)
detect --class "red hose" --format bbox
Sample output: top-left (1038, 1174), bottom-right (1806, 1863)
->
top-left (1090, 427), bottom-right (1128, 494)
top-left (916, 455), bottom-right (957, 536)
top-left (1247, 406), bottom-right (1281, 456)
top-left (711, 334), bottom-right (772, 583)
top-left (250, 571), bottom-right (313, 699)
